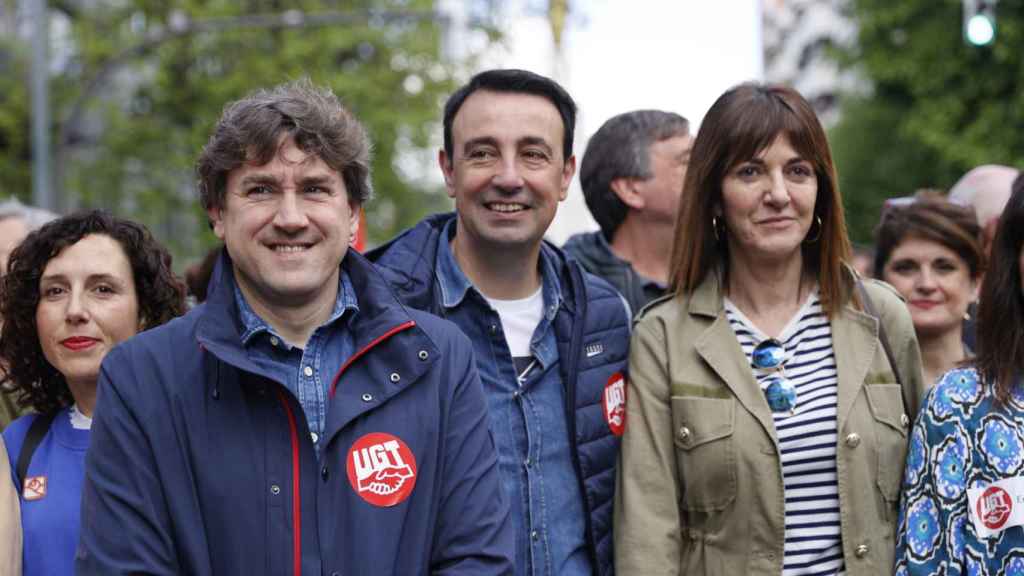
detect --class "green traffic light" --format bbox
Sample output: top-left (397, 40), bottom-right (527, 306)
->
top-left (967, 13), bottom-right (996, 45)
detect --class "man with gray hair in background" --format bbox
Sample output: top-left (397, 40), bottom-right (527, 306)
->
top-left (0, 198), bottom-right (57, 277)
top-left (564, 110), bottom-right (691, 315)
top-left (0, 198), bottom-right (57, 428)
top-left (948, 164), bottom-right (1020, 352)
top-left (949, 164), bottom-right (1020, 258)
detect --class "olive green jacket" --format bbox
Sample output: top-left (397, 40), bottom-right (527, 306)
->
top-left (0, 437), bottom-right (21, 576)
top-left (614, 272), bottom-right (925, 575)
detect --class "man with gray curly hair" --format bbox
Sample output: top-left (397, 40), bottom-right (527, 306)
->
top-left (564, 110), bottom-right (691, 315)
top-left (78, 80), bottom-right (512, 575)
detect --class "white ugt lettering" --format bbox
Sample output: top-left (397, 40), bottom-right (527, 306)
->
top-left (352, 439), bottom-right (407, 479)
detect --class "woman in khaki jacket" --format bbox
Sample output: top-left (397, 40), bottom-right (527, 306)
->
top-left (1, 436), bottom-right (22, 576)
top-left (614, 83), bottom-right (926, 575)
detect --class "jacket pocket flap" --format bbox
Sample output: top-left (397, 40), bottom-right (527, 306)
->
top-left (671, 397), bottom-right (735, 449)
top-left (865, 383), bottom-right (908, 437)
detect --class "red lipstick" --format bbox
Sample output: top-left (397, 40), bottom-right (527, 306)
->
top-left (61, 337), bottom-right (98, 351)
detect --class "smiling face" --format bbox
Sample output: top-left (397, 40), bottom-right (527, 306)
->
top-left (719, 133), bottom-right (818, 264)
top-left (884, 236), bottom-right (978, 338)
top-left (208, 135), bottom-right (359, 315)
top-left (35, 234), bottom-right (141, 390)
top-left (440, 89), bottom-right (575, 257)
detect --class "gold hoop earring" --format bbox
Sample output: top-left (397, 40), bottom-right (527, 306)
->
top-left (804, 215), bottom-right (823, 244)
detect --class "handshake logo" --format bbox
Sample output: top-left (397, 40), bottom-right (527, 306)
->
top-left (347, 432), bottom-right (419, 507)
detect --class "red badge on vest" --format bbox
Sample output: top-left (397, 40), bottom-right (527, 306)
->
top-left (603, 372), bottom-right (626, 436)
top-left (978, 485), bottom-right (1013, 530)
top-left (347, 432), bottom-right (418, 507)
top-left (23, 476), bottom-right (47, 501)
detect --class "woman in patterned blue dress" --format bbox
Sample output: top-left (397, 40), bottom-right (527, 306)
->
top-left (896, 172), bottom-right (1024, 574)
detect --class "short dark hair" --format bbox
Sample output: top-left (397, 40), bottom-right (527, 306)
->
top-left (976, 172), bottom-right (1024, 403)
top-left (580, 110), bottom-right (690, 239)
top-left (443, 69), bottom-right (577, 162)
top-left (196, 79), bottom-right (373, 213)
top-left (873, 198), bottom-right (984, 280)
top-left (0, 210), bottom-right (187, 415)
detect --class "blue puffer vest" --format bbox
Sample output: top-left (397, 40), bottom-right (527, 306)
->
top-left (367, 213), bottom-right (630, 575)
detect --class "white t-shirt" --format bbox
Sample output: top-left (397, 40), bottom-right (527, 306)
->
top-left (70, 404), bottom-right (92, 430)
top-left (484, 287), bottom-right (544, 361)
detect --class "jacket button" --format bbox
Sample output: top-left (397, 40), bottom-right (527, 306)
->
top-left (855, 544), bottom-right (869, 558)
top-left (361, 393), bottom-right (373, 402)
top-left (901, 414), bottom-right (910, 428)
top-left (418, 350), bottom-right (429, 361)
top-left (321, 465), bottom-right (329, 481)
top-left (678, 426), bottom-right (692, 442)
top-left (845, 433), bottom-right (861, 448)
top-left (490, 324), bottom-right (498, 334)
top-left (270, 484), bottom-right (281, 495)
top-left (390, 372), bottom-right (401, 383)
top-left (530, 530), bottom-right (539, 541)
top-left (303, 366), bottom-right (313, 377)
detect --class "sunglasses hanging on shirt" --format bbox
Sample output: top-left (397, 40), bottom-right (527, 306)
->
top-left (752, 338), bottom-right (797, 415)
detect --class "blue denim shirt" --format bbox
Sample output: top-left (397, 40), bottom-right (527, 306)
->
top-left (436, 221), bottom-right (591, 576)
top-left (234, 269), bottom-right (358, 455)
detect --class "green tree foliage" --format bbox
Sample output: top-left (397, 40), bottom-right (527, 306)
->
top-left (2, 0), bottom-right (494, 264)
top-left (831, 0), bottom-right (1024, 243)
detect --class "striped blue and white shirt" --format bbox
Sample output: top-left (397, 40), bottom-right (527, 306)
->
top-left (725, 290), bottom-right (846, 576)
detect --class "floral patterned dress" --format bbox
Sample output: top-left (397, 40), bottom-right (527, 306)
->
top-left (896, 367), bottom-right (1024, 575)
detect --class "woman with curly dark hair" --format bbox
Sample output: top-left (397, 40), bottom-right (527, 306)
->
top-left (1, 210), bottom-right (185, 576)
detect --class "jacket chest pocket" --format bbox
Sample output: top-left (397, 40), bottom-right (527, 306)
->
top-left (865, 383), bottom-right (909, 504)
top-left (671, 396), bottom-right (737, 511)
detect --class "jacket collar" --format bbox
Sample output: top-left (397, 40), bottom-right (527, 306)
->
top-left (369, 211), bottom-right (580, 317)
top-left (690, 264), bottom-right (879, 442)
top-left (197, 248), bottom-right (422, 374)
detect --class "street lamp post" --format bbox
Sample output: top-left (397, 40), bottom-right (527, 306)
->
top-left (30, 0), bottom-right (53, 210)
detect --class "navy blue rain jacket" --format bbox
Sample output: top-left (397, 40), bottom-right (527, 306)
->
top-left (367, 213), bottom-right (631, 576)
top-left (76, 250), bottom-right (514, 575)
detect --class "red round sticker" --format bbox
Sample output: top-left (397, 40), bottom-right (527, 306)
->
top-left (603, 372), bottom-right (627, 436)
top-left (977, 485), bottom-right (1013, 530)
top-left (346, 432), bottom-right (418, 507)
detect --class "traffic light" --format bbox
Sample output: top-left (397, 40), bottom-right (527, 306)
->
top-left (963, 0), bottom-right (997, 46)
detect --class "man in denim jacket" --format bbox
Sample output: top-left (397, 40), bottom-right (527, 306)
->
top-left (370, 69), bottom-right (630, 576)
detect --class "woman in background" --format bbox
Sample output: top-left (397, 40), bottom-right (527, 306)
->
top-left (896, 173), bottom-right (1024, 573)
top-left (875, 196), bottom-right (983, 386)
top-left (1, 211), bottom-right (185, 576)
top-left (615, 83), bottom-right (925, 575)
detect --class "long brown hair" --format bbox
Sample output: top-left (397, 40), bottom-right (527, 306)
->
top-left (975, 173), bottom-right (1024, 402)
top-left (668, 83), bottom-right (852, 316)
